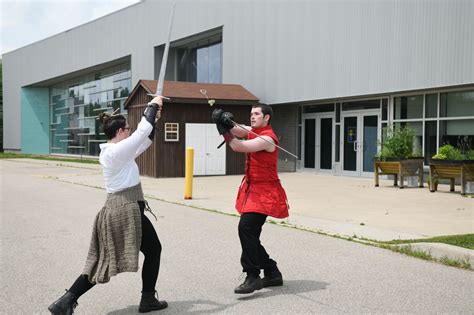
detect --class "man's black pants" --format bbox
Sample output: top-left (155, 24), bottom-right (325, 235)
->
top-left (238, 212), bottom-right (278, 276)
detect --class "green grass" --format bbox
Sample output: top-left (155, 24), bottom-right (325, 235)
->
top-left (0, 152), bottom-right (100, 164)
top-left (380, 244), bottom-right (433, 261)
top-left (381, 234), bottom-right (474, 250)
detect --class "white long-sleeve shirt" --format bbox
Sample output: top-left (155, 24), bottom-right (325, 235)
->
top-left (99, 117), bottom-right (153, 193)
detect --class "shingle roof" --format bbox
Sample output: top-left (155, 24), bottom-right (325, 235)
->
top-left (124, 80), bottom-right (259, 108)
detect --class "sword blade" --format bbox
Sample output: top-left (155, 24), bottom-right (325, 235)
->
top-left (156, 3), bottom-right (176, 96)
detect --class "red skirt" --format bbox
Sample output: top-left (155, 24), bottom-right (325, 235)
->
top-left (235, 176), bottom-right (289, 219)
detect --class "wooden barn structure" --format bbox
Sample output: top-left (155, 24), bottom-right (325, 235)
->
top-left (124, 80), bottom-right (259, 177)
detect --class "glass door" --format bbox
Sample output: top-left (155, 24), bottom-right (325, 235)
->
top-left (342, 116), bottom-right (358, 175)
top-left (303, 118), bottom-right (315, 168)
top-left (361, 114), bottom-right (379, 176)
top-left (318, 115), bottom-right (333, 172)
top-left (341, 111), bottom-right (380, 176)
top-left (303, 114), bottom-right (334, 172)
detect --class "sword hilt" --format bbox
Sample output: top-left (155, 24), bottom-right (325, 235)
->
top-left (146, 94), bottom-right (170, 100)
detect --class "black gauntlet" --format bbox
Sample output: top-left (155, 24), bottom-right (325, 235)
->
top-left (221, 112), bottom-right (235, 128)
top-left (143, 102), bottom-right (158, 125)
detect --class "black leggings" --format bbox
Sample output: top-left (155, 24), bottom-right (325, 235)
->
top-left (69, 201), bottom-right (162, 297)
top-left (138, 200), bottom-right (162, 292)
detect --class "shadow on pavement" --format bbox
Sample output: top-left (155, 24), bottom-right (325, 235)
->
top-left (107, 305), bottom-right (139, 314)
top-left (106, 280), bottom-right (329, 314)
top-left (236, 279), bottom-right (329, 301)
top-left (107, 300), bottom-right (237, 314)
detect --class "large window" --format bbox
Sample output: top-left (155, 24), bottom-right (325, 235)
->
top-left (440, 91), bottom-right (474, 117)
top-left (49, 63), bottom-right (131, 156)
top-left (177, 39), bottom-right (222, 83)
top-left (393, 89), bottom-right (474, 164)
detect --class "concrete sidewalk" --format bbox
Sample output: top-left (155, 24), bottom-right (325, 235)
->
top-left (4, 158), bottom-right (473, 263)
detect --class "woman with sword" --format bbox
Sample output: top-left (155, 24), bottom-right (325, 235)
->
top-left (48, 96), bottom-right (168, 314)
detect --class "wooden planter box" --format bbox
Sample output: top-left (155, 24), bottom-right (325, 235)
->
top-left (374, 158), bottom-right (424, 188)
top-left (429, 159), bottom-right (474, 195)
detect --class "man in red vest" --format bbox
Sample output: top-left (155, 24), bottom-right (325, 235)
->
top-left (212, 104), bottom-right (289, 294)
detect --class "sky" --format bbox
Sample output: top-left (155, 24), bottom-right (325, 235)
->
top-left (1, 0), bottom-right (141, 55)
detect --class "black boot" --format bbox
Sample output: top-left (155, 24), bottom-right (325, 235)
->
top-left (234, 274), bottom-right (263, 294)
top-left (47, 290), bottom-right (78, 315)
top-left (262, 270), bottom-right (283, 287)
top-left (139, 291), bottom-right (168, 313)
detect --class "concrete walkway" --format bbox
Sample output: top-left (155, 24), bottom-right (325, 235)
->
top-left (3, 158), bottom-right (473, 264)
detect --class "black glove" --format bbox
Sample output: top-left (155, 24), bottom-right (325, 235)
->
top-left (221, 112), bottom-right (235, 128)
top-left (215, 121), bottom-right (231, 135)
top-left (143, 102), bottom-right (158, 125)
top-left (211, 108), bottom-right (224, 123)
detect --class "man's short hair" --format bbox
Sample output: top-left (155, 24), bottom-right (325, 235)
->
top-left (252, 103), bottom-right (273, 123)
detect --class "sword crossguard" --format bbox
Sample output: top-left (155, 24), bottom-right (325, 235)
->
top-left (146, 94), bottom-right (171, 100)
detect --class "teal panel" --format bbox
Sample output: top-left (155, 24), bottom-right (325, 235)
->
top-left (21, 87), bottom-right (50, 154)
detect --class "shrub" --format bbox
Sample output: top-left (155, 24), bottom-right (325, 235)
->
top-left (465, 150), bottom-right (474, 160)
top-left (377, 127), bottom-right (418, 161)
top-left (434, 144), bottom-right (465, 160)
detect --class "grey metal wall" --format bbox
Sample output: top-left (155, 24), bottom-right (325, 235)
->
top-left (3, 0), bottom-right (473, 150)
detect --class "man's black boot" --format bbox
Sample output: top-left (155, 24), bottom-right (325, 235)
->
top-left (139, 291), bottom-right (168, 313)
top-left (47, 290), bottom-right (78, 315)
top-left (262, 270), bottom-right (283, 287)
top-left (234, 274), bottom-right (263, 294)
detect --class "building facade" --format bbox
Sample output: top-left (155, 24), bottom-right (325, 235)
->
top-left (2, 0), bottom-right (473, 176)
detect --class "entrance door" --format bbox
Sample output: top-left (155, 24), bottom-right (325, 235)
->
top-left (303, 114), bottom-right (334, 172)
top-left (185, 124), bottom-right (226, 175)
top-left (341, 111), bottom-right (380, 177)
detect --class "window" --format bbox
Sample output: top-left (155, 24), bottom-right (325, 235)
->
top-left (303, 103), bottom-right (334, 113)
top-left (424, 121), bottom-right (437, 164)
top-left (392, 89), bottom-right (474, 164)
top-left (165, 123), bottom-right (179, 142)
top-left (394, 95), bottom-right (423, 119)
top-left (381, 99), bottom-right (388, 121)
top-left (342, 99), bottom-right (380, 111)
top-left (440, 91), bottom-right (474, 117)
top-left (177, 39), bottom-right (222, 83)
top-left (394, 121), bottom-right (423, 156)
top-left (439, 120), bottom-right (474, 148)
top-left (425, 94), bottom-right (438, 118)
top-left (49, 62), bottom-right (131, 157)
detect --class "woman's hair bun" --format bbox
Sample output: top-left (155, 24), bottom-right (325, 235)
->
top-left (97, 112), bottom-right (111, 124)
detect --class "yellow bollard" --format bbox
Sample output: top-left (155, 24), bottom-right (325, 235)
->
top-left (184, 147), bottom-right (194, 199)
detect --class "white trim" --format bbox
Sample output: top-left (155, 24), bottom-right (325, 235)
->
top-left (164, 122), bottom-right (179, 142)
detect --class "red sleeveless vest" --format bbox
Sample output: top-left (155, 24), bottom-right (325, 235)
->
top-left (235, 125), bottom-right (289, 218)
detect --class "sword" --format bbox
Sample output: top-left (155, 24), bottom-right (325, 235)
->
top-left (147, 2), bottom-right (176, 99)
top-left (217, 119), bottom-right (299, 159)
